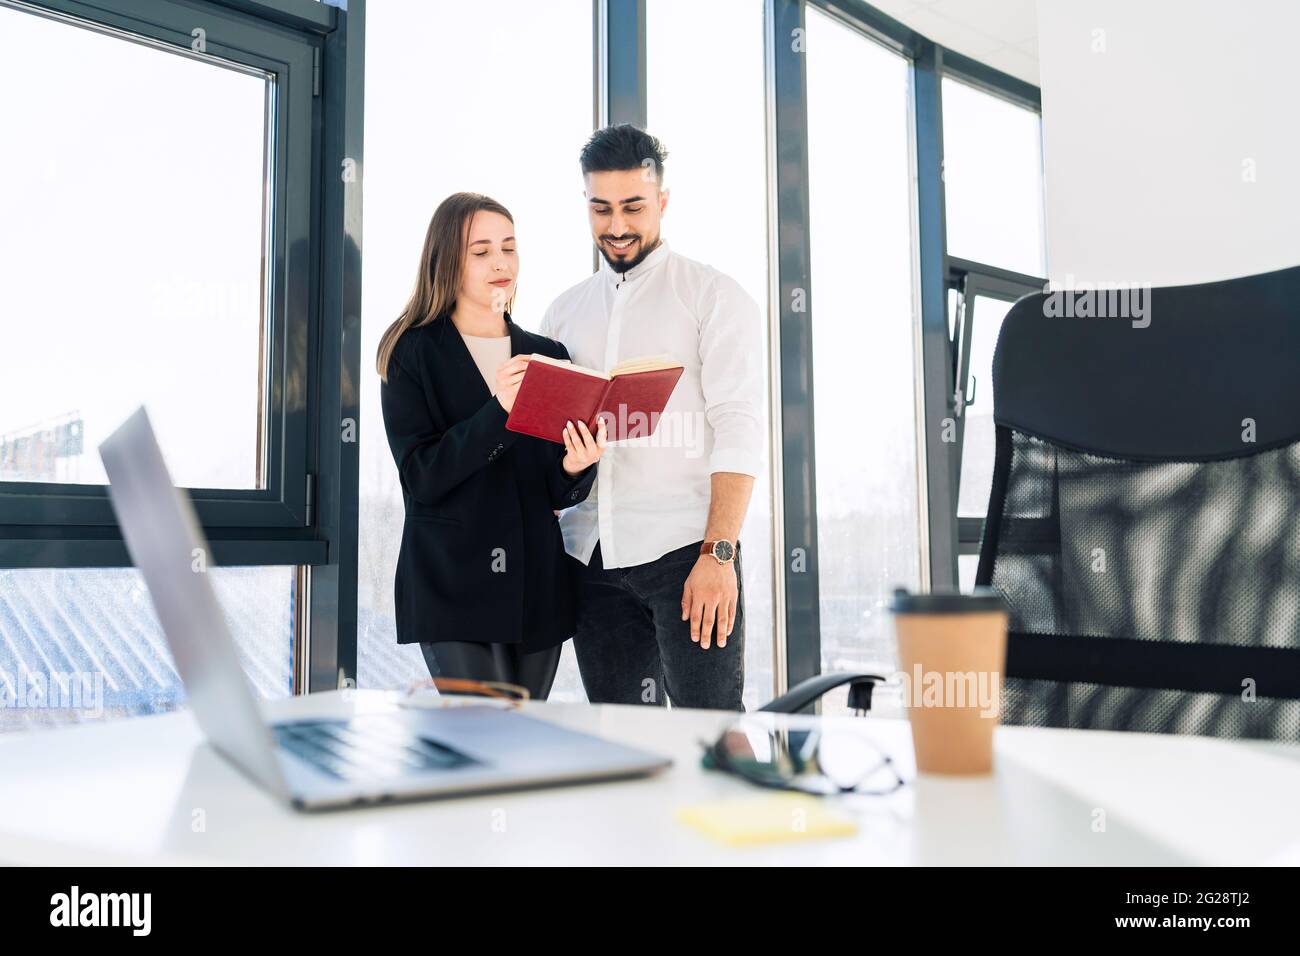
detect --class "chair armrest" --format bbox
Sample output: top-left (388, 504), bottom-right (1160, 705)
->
top-left (758, 671), bottom-right (886, 716)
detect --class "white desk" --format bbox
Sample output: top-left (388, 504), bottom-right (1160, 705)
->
top-left (2, 689), bottom-right (1298, 865)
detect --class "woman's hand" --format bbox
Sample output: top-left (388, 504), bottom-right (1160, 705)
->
top-left (494, 354), bottom-right (532, 413)
top-left (562, 418), bottom-right (606, 475)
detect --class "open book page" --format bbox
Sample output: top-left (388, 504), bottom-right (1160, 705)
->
top-left (529, 352), bottom-right (683, 378)
top-left (528, 353), bottom-right (608, 380)
top-left (609, 354), bottom-right (682, 376)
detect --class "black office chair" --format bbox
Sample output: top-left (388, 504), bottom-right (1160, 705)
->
top-left (975, 265), bottom-right (1300, 738)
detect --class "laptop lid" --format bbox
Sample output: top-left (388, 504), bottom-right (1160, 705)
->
top-left (99, 407), bottom-right (288, 799)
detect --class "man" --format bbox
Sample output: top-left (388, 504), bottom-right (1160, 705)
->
top-left (540, 124), bottom-right (764, 711)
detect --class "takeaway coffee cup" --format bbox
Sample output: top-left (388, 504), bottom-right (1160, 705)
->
top-left (890, 588), bottom-right (1008, 775)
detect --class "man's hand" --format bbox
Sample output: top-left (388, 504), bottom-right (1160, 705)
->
top-left (681, 555), bottom-right (738, 650)
top-left (494, 354), bottom-right (532, 413)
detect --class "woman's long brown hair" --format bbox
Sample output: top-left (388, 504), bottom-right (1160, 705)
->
top-left (376, 192), bottom-right (515, 381)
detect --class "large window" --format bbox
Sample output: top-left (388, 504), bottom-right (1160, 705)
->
top-left (0, 6), bottom-right (268, 491)
top-left (0, 1), bottom-right (317, 531)
top-left (0, 0), bottom-right (337, 725)
top-left (2, 0), bottom-right (1048, 715)
top-left (647, 0), bottom-right (773, 709)
top-left (357, 0), bottom-right (595, 692)
top-left (806, 8), bottom-right (922, 675)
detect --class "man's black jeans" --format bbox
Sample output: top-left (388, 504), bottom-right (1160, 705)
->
top-left (572, 540), bottom-right (745, 711)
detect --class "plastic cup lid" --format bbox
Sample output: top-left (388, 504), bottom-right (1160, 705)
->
top-left (889, 586), bottom-right (1006, 614)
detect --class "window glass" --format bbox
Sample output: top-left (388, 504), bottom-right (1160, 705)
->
top-left (957, 295), bottom-right (1015, 521)
top-left (942, 75), bottom-right (1046, 277)
top-left (648, 0), bottom-right (772, 708)
top-left (0, 566), bottom-right (295, 733)
top-left (807, 8), bottom-right (922, 678)
top-left (0, 5), bottom-right (271, 489)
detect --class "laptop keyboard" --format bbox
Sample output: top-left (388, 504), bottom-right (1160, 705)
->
top-left (273, 714), bottom-right (479, 781)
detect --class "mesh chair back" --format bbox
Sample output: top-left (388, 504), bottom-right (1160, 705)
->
top-left (976, 266), bottom-right (1300, 738)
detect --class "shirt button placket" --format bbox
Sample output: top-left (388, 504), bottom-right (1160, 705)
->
top-left (598, 276), bottom-right (625, 568)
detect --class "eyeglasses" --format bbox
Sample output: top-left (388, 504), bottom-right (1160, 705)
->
top-left (400, 677), bottom-right (531, 710)
top-left (700, 718), bottom-right (907, 796)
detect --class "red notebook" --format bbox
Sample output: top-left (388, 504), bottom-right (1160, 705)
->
top-left (505, 353), bottom-right (685, 444)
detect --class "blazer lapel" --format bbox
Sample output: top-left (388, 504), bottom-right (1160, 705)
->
top-left (431, 311), bottom-right (521, 420)
top-left (505, 311), bottom-right (527, 359)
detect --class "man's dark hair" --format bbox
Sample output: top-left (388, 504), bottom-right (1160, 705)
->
top-left (579, 124), bottom-right (669, 186)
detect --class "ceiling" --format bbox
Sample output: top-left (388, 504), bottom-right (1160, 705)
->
top-left (866, 0), bottom-right (1040, 84)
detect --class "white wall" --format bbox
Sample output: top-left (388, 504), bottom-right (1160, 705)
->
top-left (1036, 0), bottom-right (1300, 287)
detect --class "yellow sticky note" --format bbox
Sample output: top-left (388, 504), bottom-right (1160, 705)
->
top-left (675, 793), bottom-right (858, 847)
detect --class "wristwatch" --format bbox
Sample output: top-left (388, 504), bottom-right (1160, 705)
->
top-left (700, 539), bottom-right (737, 565)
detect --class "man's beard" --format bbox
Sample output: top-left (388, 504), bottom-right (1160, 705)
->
top-left (598, 235), bottom-right (661, 274)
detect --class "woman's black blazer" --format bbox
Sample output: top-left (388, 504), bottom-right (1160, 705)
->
top-left (380, 312), bottom-right (596, 649)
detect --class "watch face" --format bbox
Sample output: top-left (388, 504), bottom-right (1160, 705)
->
top-left (713, 540), bottom-right (735, 563)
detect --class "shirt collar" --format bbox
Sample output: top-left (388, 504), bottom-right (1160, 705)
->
top-left (601, 238), bottom-right (671, 286)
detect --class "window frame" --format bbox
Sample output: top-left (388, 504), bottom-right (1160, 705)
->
top-left (947, 257), bottom-right (1045, 557)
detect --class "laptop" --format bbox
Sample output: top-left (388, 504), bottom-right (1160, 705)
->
top-left (99, 407), bottom-right (671, 811)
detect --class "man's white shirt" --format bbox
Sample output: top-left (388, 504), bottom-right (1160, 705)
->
top-left (539, 240), bottom-right (765, 569)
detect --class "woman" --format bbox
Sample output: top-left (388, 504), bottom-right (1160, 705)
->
top-left (377, 192), bottom-right (605, 700)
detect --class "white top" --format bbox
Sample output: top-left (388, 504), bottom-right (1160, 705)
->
top-left (2, 689), bottom-right (1299, 865)
top-left (540, 241), bottom-right (765, 569)
top-left (459, 331), bottom-right (512, 396)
